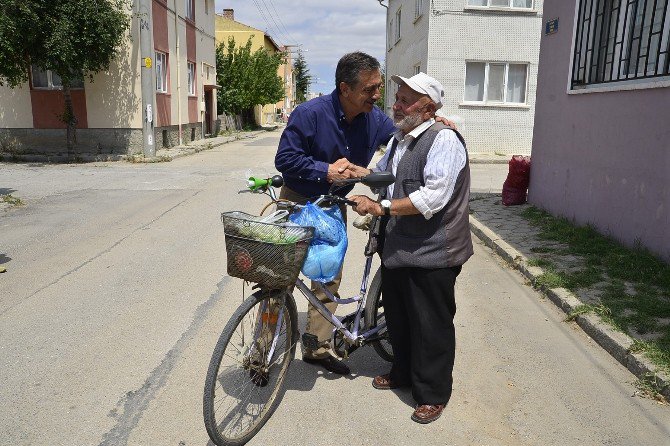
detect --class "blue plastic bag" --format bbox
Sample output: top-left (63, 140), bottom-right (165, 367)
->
top-left (289, 203), bottom-right (347, 282)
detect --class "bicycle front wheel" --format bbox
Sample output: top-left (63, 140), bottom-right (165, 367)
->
top-left (203, 289), bottom-right (298, 446)
top-left (364, 267), bottom-right (394, 363)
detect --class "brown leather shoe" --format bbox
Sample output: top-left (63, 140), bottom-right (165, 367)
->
top-left (372, 373), bottom-right (409, 390)
top-left (411, 404), bottom-right (446, 424)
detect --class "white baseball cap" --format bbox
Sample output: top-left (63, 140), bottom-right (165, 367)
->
top-left (391, 72), bottom-right (444, 109)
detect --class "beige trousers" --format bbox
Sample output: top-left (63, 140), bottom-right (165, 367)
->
top-left (279, 186), bottom-right (347, 359)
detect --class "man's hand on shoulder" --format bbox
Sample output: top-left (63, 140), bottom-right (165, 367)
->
top-left (435, 115), bottom-right (457, 130)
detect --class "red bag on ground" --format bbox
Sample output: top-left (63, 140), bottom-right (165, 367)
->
top-left (502, 155), bottom-right (531, 206)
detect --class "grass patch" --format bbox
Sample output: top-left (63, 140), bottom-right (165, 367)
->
top-left (527, 258), bottom-right (553, 268)
top-left (633, 372), bottom-right (669, 404)
top-left (520, 206), bottom-right (670, 376)
top-left (1, 194), bottom-right (23, 206)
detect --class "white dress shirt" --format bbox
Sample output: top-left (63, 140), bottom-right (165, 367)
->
top-left (374, 118), bottom-right (467, 220)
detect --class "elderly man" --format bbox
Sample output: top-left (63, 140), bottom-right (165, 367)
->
top-left (349, 72), bottom-right (473, 424)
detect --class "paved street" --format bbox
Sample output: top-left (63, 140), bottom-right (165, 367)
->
top-left (1, 131), bottom-right (668, 445)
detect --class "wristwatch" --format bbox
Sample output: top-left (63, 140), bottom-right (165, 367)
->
top-left (380, 199), bottom-right (392, 216)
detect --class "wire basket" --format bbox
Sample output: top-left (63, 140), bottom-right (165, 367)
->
top-left (221, 211), bottom-right (314, 288)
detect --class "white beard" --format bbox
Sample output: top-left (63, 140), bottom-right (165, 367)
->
top-left (393, 112), bottom-right (424, 133)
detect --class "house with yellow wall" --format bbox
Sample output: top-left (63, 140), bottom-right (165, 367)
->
top-left (215, 9), bottom-right (292, 125)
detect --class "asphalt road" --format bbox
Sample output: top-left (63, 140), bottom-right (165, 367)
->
top-left (1, 132), bottom-right (668, 445)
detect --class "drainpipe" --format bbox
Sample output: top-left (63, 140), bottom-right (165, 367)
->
top-left (138, 0), bottom-right (156, 157)
top-left (174, 0), bottom-right (183, 145)
top-left (377, 1), bottom-right (389, 114)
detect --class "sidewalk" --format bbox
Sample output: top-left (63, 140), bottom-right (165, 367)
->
top-left (137, 126), bottom-right (278, 162)
top-left (468, 194), bottom-right (670, 401)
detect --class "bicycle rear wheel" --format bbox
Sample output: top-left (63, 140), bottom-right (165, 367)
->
top-left (364, 267), bottom-right (394, 363)
top-left (203, 289), bottom-right (298, 446)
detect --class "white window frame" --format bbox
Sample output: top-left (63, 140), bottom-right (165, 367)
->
top-left (415, 0), bottom-right (424, 20)
top-left (463, 61), bottom-right (529, 105)
top-left (187, 61), bottom-right (196, 96)
top-left (185, 0), bottom-right (194, 20)
top-left (465, 0), bottom-right (534, 10)
top-left (395, 8), bottom-right (402, 43)
top-left (30, 66), bottom-right (84, 90)
top-left (156, 51), bottom-right (168, 93)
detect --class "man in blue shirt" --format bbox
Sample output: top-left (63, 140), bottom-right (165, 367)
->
top-left (275, 52), bottom-right (393, 375)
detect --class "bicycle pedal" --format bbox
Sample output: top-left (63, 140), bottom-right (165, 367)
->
top-left (301, 333), bottom-right (320, 351)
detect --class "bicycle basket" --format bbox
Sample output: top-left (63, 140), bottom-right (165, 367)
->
top-left (221, 211), bottom-right (314, 288)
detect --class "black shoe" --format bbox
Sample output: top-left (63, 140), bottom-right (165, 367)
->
top-left (303, 355), bottom-right (350, 375)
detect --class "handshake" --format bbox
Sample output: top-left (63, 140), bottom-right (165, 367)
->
top-left (326, 158), bottom-right (371, 183)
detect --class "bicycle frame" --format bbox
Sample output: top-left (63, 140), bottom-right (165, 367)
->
top-left (292, 252), bottom-right (385, 347)
top-left (242, 172), bottom-right (394, 350)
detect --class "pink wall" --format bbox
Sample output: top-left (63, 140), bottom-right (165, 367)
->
top-left (529, 0), bottom-right (670, 261)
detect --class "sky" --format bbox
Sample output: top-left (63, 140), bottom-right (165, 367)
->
top-left (213, 0), bottom-right (388, 95)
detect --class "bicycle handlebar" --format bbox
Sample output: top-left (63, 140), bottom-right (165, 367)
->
top-left (246, 172), bottom-right (394, 210)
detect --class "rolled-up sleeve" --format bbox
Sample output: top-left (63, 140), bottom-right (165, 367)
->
top-left (274, 109), bottom-right (329, 182)
top-left (408, 130), bottom-right (466, 219)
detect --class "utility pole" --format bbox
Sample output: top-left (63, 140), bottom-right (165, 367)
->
top-left (282, 44), bottom-right (302, 114)
top-left (138, 0), bottom-right (156, 157)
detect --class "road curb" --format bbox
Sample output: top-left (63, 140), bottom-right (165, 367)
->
top-left (469, 215), bottom-right (670, 401)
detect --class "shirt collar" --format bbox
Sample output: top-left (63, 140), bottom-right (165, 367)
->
top-left (393, 118), bottom-right (436, 142)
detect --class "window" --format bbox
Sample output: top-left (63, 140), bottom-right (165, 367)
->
top-left (31, 66), bottom-right (84, 89)
top-left (204, 0), bottom-right (209, 14)
top-left (388, 19), bottom-right (394, 48)
top-left (467, 0), bottom-right (533, 8)
top-left (395, 8), bottom-right (402, 42)
top-left (187, 62), bottom-right (196, 95)
top-left (156, 51), bottom-right (168, 93)
top-left (571, 0), bottom-right (670, 88)
top-left (415, 0), bottom-right (423, 19)
top-left (414, 64), bottom-right (421, 75)
top-left (464, 62), bottom-right (528, 104)
top-left (185, 0), bottom-right (194, 20)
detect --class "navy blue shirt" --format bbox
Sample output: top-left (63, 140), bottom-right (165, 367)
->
top-left (275, 89), bottom-right (395, 198)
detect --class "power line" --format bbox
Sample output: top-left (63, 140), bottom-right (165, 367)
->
top-left (250, 0), bottom-right (277, 39)
top-left (251, 0), bottom-right (290, 45)
top-left (257, 0), bottom-right (288, 44)
top-left (264, 0), bottom-right (297, 45)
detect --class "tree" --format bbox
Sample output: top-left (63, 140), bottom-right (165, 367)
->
top-left (375, 64), bottom-right (386, 110)
top-left (293, 50), bottom-right (310, 104)
top-left (216, 37), bottom-right (284, 120)
top-left (0, 0), bottom-right (131, 160)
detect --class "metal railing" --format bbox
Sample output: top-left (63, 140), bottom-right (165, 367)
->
top-left (571, 0), bottom-right (670, 87)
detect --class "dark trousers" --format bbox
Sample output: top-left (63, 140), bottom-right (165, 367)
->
top-left (381, 264), bottom-right (462, 405)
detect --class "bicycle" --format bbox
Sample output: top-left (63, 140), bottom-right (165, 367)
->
top-left (203, 172), bottom-right (395, 446)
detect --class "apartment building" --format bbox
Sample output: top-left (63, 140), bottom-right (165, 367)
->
top-left (0, 0), bottom-right (217, 158)
top-left (385, 0), bottom-right (543, 154)
top-left (529, 0), bottom-right (670, 261)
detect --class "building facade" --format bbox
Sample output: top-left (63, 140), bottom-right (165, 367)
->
top-left (385, 0), bottom-right (543, 154)
top-left (215, 9), bottom-right (293, 126)
top-left (529, 0), bottom-right (670, 261)
top-left (0, 0), bottom-right (217, 159)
